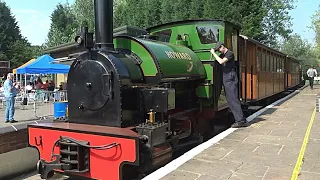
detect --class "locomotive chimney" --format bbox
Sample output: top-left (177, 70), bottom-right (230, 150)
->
top-left (94, 0), bottom-right (114, 50)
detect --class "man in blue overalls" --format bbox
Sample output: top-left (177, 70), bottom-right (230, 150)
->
top-left (211, 42), bottom-right (247, 128)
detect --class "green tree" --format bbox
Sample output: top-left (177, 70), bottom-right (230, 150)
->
top-left (6, 39), bottom-right (33, 67)
top-left (0, 1), bottom-right (34, 67)
top-left (70, 0), bottom-right (123, 30)
top-left (160, 0), bottom-right (175, 24)
top-left (202, 0), bottom-right (293, 47)
top-left (240, 0), bottom-right (266, 41)
top-left (30, 45), bottom-right (46, 58)
top-left (203, 0), bottom-right (264, 40)
top-left (261, 0), bottom-right (294, 48)
top-left (45, 0), bottom-right (295, 51)
top-left (114, 0), bottom-right (128, 28)
top-left (45, 3), bottom-right (78, 48)
top-left (127, 0), bottom-right (146, 28)
top-left (72, 0), bottom-right (95, 32)
top-left (173, 0), bottom-right (192, 21)
top-left (281, 34), bottom-right (318, 70)
top-left (311, 5), bottom-right (320, 53)
top-left (203, 0), bottom-right (229, 20)
top-left (144, 0), bottom-right (161, 28)
top-left (190, 0), bottom-right (204, 19)
top-left (281, 34), bottom-right (309, 57)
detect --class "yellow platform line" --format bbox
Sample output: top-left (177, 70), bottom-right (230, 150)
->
top-left (291, 107), bottom-right (316, 180)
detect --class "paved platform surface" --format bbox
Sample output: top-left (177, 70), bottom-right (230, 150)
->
top-left (156, 85), bottom-right (320, 180)
top-left (0, 102), bottom-right (53, 129)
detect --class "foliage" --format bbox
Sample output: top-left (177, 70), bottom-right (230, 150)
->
top-left (71, 0), bottom-right (94, 32)
top-left (160, 0), bottom-right (174, 24)
top-left (280, 33), bottom-right (319, 71)
top-left (45, 2), bottom-right (78, 48)
top-left (189, 0), bottom-right (205, 19)
top-left (144, 0), bottom-right (161, 27)
top-left (0, 2), bottom-right (35, 68)
top-left (111, 0), bottom-right (294, 48)
top-left (262, 0), bottom-right (294, 48)
top-left (43, 0), bottom-right (295, 49)
top-left (311, 5), bottom-right (320, 54)
top-left (0, 0), bottom-right (305, 68)
top-left (114, 0), bottom-right (128, 28)
top-left (240, 0), bottom-right (266, 41)
top-left (43, 0), bottom-right (317, 72)
top-left (30, 45), bottom-right (46, 58)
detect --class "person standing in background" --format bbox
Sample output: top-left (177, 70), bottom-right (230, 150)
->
top-left (307, 65), bottom-right (317, 90)
top-left (4, 73), bottom-right (18, 123)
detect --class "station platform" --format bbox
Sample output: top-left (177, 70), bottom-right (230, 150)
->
top-left (143, 84), bottom-right (320, 180)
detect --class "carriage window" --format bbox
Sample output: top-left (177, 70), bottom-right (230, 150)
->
top-left (261, 54), bottom-right (266, 71)
top-left (275, 57), bottom-right (278, 72)
top-left (279, 58), bottom-right (282, 72)
top-left (196, 26), bottom-right (219, 44)
top-left (279, 59), bottom-right (282, 72)
top-left (152, 29), bottom-right (172, 42)
top-left (270, 55), bottom-right (273, 72)
top-left (266, 55), bottom-right (270, 72)
top-left (272, 57), bottom-right (276, 72)
top-left (276, 58), bottom-right (279, 72)
top-left (257, 52), bottom-right (262, 71)
top-left (292, 63), bottom-right (297, 72)
top-left (292, 63), bottom-right (298, 73)
top-left (291, 63), bottom-right (295, 72)
top-left (270, 56), bottom-right (273, 72)
top-left (270, 56), bottom-right (272, 72)
top-left (278, 58), bottom-right (281, 72)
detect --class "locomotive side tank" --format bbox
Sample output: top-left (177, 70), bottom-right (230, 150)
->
top-left (114, 36), bottom-right (207, 83)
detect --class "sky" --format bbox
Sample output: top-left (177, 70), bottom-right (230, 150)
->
top-left (2, 0), bottom-right (75, 45)
top-left (2, 0), bottom-right (320, 46)
top-left (289, 0), bottom-right (319, 44)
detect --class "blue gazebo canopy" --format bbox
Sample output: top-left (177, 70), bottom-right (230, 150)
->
top-left (17, 54), bottom-right (70, 74)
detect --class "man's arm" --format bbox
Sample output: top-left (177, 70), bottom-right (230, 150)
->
top-left (210, 49), bottom-right (229, 64)
top-left (9, 82), bottom-right (16, 92)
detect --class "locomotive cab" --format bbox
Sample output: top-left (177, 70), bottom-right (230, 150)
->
top-left (147, 20), bottom-right (241, 110)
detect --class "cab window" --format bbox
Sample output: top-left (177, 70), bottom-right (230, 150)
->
top-left (196, 26), bottom-right (219, 44)
top-left (152, 29), bottom-right (172, 42)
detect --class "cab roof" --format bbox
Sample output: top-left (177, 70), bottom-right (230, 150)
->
top-left (146, 19), bottom-right (242, 32)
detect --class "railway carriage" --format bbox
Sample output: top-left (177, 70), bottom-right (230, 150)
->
top-left (239, 35), bottom-right (287, 102)
top-left (238, 35), bottom-right (301, 102)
